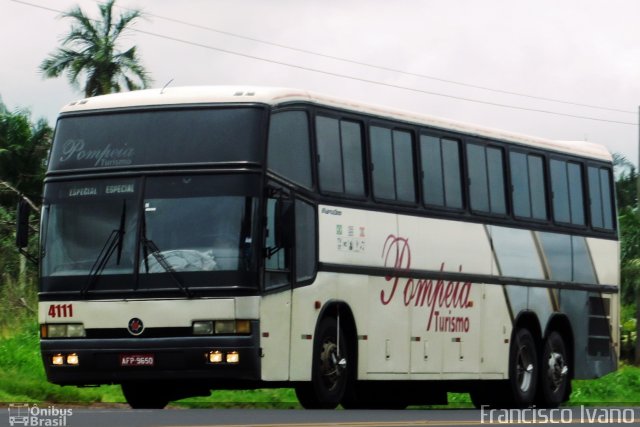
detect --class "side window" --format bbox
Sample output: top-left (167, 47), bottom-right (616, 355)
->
top-left (550, 159), bottom-right (585, 226)
top-left (421, 135), bottom-right (463, 209)
top-left (510, 152), bottom-right (547, 220)
top-left (467, 143), bottom-right (506, 215)
top-left (316, 116), bottom-right (365, 196)
top-left (370, 126), bottom-right (416, 203)
top-left (295, 199), bottom-right (316, 282)
top-left (588, 166), bottom-right (615, 230)
top-left (268, 111), bottom-right (312, 188)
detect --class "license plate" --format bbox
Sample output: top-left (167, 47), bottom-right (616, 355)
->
top-left (120, 354), bottom-right (154, 367)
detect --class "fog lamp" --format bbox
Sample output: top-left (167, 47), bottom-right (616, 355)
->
top-left (52, 354), bottom-right (64, 366)
top-left (226, 351), bottom-right (240, 364)
top-left (66, 353), bottom-right (79, 365)
top-left (208, 351), bottom-right (223, 363)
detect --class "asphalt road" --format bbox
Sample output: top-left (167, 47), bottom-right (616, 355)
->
top-left (6, 407), bottom-right (639, 427)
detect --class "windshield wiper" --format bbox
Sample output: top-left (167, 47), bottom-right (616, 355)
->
top-left (139, 208), bottom-right (193, 298)
top-left (81, 200), bottom-right (126, 297)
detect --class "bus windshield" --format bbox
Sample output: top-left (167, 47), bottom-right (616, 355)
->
top-left (41, 175), bottom-right (259, 295)
top-left (49, 107), bottom-right (265, 171)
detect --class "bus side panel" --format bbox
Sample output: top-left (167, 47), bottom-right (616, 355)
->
top-left (260, 290), bottom-right (292, 381)
top-left (397, 216), bottom-right (495, 377)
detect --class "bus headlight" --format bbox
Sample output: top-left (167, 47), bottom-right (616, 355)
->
top-left (214, 320), bottom-right (236, 334)
top-left (193, 320), bottom-right (251, 335)
top-left (192, 321), bottom-right (214, 335)
top-left (43, 324), bottom-right (86, 338)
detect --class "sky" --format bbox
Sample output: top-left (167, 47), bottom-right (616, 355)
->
top-left (2, 0), bottom-right (640, 166)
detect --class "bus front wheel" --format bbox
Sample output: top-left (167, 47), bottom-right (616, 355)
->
top-left (295, 316), bottom-right (349, 409)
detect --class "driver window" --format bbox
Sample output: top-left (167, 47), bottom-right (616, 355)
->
top-left (265, 197), bottom-right (290, 289)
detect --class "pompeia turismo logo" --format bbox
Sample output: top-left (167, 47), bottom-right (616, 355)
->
top-left (381, 235), bottom-right (472, 332)
top-left (7, 404), bottom-right (72, 426)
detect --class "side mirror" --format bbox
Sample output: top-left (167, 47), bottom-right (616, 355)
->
top-left (274, 199), bottom-right (294, 249)
top-left (16, 200), bottom-right (31, 249)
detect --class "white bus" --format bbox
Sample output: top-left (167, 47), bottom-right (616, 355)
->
top-left (22, 86), bottom-right (618, 409)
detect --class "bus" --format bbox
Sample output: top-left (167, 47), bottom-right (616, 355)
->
top-left (18, 86), bottom-right (619, 409)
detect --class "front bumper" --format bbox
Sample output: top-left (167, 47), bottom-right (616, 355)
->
top-left (41, 327), bottom-right (260, 385)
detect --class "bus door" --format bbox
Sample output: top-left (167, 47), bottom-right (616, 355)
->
top-left (260, 186), bottom-right (294, 381)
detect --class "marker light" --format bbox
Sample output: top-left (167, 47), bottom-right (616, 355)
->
top-left (208, 351), bottom-right (223, 363)
top-left (226, 351), bottom-right (240, 364)
top-left (66, 353), bottom-right (79, 366)
top-left (52, 354), bottom-right (64, 366)
top-left (235, 320), bottom-right (251, 334)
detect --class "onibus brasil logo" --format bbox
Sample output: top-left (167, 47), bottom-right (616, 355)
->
top-left (8, 404), bottom-right (72, 426)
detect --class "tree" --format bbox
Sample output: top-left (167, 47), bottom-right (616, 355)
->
top-left (0, 104), bottom-right (51, 207)
top-left (39, 0), bottom-right (152, 97)
top-left (0, 99), bottom-right (51, 304)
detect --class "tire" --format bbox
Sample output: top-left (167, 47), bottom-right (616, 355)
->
top-left (121, 382), bottom-right (170, 409)
top-left (295, 316), bottom-right (349, 409)
top-left (508, 328), bottom-right (538, 407)
top-left (537, 331), bottom-right (570, 408)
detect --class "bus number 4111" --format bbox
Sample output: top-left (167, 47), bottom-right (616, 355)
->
top-left (48, 304), bottom-right (73, 318)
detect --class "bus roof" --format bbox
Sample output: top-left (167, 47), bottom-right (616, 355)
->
top-left (60, 86), bottom-right (612, 162)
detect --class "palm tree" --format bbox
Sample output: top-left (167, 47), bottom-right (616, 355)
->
top-left (40, 0), bottom-right (152, 97)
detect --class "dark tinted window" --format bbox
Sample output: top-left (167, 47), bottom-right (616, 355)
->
top-left (421, 135), bottom-right (462, 209)
top-left (588, 166), bottom-right (615, 230)
top-left (393, 130), bottom-right (416, 202)
top-left (268, 111), bottom-right (312, 188)
top-left (316, 116), bottom-right (365, 196)
top-left (370, 126), bottom-right (395, 199)
top-left (551, 159), bottom-right (585, 226)
top-left (295, 199), bottom-right (317, 282)
top-left (487, 147), bottom-right (506, 214)
top-left (370, 126), bottom-right (415, 202)
top-left (341, 121), bottom-right (365, 196)
top-left (50, 108), bottom-right (264, 171)
top-left (316, 117), bottom-right (343, 193)
top-left (467, 143), bottom-right (505, 214)
top-left (528, 155), bottom-right (547, 220)
top-left (442, 139), bottom-right (463, 208)
top-left (510, 152), bottom-right (547, 220)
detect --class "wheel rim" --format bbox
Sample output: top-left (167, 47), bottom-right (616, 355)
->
top-left (319, 336), bottom-right (346, 392)
top-left (516, 341), bottom-right (534, 393)
top-left (546, 351), bottom-right (568, 392)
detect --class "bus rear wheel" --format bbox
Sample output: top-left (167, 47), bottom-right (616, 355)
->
top-left (508, 328), bottom-right (538, 407)
top-left (121, 382), bottom-right (170, 409)
top-left (295, 316), bottom-right (349, 409)
top-left (537, 331), bottom-right (569, 408)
